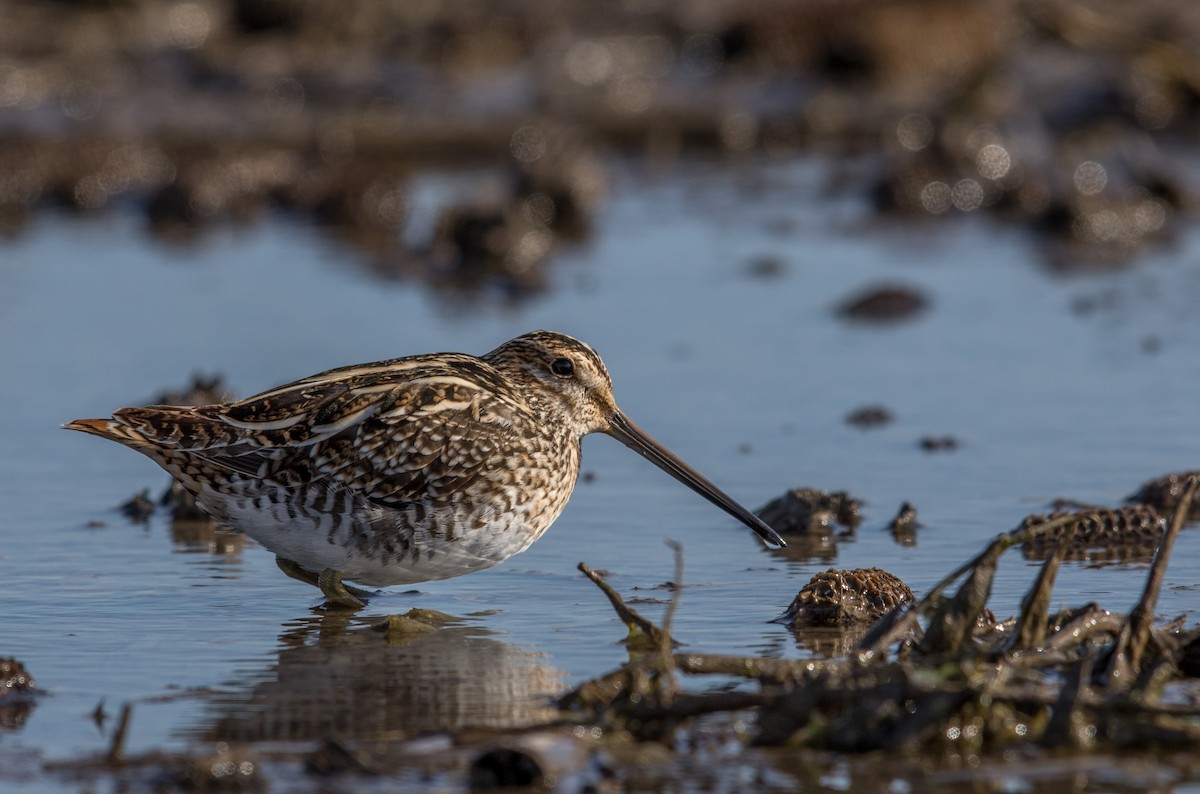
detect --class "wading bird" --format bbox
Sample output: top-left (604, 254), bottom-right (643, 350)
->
top-left (67, 331), bottom-right (783, 608)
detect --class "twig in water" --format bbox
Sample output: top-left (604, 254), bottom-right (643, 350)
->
top-left (577, 562), bottom-right (671, 650)
top-left (657, 540), bottom-right (684, 684)
top-left (1007, 521), bottom-right (1078, 652)
top-left (105, 702), bottom-right (132, 766)
top-left (1107, 475), bottom-right (1197, 685)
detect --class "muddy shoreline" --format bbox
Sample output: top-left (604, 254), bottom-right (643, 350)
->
top-left (1, 0), bottom-right (1198, 284)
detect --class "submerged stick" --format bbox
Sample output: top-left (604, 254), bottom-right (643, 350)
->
top-left (863, 513), bottom-right (1102, 659)
top-left (577, 562), bottom-right (671, 650)
top-left (660, 541), bottom-right (684, 646)
top-left (656, 541), bottom-right (685, 692)
top-left (105, 702), bottom-right (132, 766)
top-left (1043, 652), bottom-right (1096, 748)
top-left (1107, 475), bottom-right (1197, 684)
top-left (920, 537), bottom-right (1004, 655)
top-left (915, 513), bottom-right (1083, 614)
top-left (857, 603), bottom-right (921, 659)
top-left (1007, 522), bottom-right (1078, 652)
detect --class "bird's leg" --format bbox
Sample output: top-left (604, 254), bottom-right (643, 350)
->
top-left (317, 568), bottom-right (368, 610)
top-left (275, 557), bottom-right (373, 608)
top-left (275, 556), bottom-right (320, 587)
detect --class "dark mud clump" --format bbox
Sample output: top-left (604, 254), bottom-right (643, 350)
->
top-left (861, 2), bottom-right (1200, 269)
top-left (756, 487), bottom-right (862, 534)
top-left (150, 374), bottom-right (234, 410)
top-left (427, 125), bottom-right (606, 296)
top-left (118, 490), bottom-right (156, 523)
top-left (777, 567), bottom-right (914, 627)
top-left (1130, 470), bottom-right (1200, 520)
top-left (918, 434), bottom-right (959, 452)
top-left (1019, 504), bottom-right (1166, 563)
top-left (889, 501), bottom-right (919, 544)
top-left (756, 487), bottom-right (862, 562)
top-left (744, 255), bottom-right (787, 279)
top-left (0, 657), bottom-right (39, 730)
top-left (0, 0), bottom-right (1195, 283)
top-left (836, 284), bottom-right (929, 322)
top-left (0, 658), bottom-right (37, 699)
top-left (844, 405), bottom-right (894, 430)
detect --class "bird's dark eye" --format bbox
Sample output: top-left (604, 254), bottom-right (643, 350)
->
top-left (550, 357), bottom-right (574, 377)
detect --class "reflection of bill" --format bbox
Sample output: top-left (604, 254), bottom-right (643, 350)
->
top-left (195, 614), bottom-right (565, 742)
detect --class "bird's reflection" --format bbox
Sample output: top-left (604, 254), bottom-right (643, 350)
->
top-left (169, 517), bottom-right (244, 556)
top-left (191, 610), bottom-right (565, 743)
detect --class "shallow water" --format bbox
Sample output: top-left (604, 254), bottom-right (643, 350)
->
top-left (3, 158), bottom-right (1200, 787)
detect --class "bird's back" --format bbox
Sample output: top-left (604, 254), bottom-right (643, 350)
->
top-left (65, 350), bottom-right (584, 584)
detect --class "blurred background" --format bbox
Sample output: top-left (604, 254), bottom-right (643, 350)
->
top-left (0, 0), bottom-right (1196, 278)
top-left (3, 0), bottom-right (1200, 789)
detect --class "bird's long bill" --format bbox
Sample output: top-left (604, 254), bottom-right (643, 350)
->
top-left (606, 411), bottom-right (786, 549)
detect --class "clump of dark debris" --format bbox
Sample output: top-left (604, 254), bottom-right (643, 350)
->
top-left (756, 487), bottom-right (862, 535)
top-left (889, 501), bottom-right (919, 544)
top-left (776, 567), bottom-right (915, 628)
top-left (918, 434), bottom-right (959, 452)
top-left (1130, 470), bottom-right (1200, 519)
top-left (0, 0), bottom-right (1196, 285)
top-left (845, 405), bottom-right (894, 430)
top-left (1019, 504), bottom-right (1166, 564)
top-left (150, 374), bottom-right (234, 408)
top-left (561, 474), bottom-right (1200, 755)
top-left (836, 284), bottom-right (929, 323)
top-left (118, 490), bottom-right (156, 523)
top-left (755, 487), bottom-right (863, 563)
top-left (0, 657), bottom-right (39, 730)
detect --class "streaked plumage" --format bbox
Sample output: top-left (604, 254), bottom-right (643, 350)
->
top-left (67, 331), bottom-right (784, 607)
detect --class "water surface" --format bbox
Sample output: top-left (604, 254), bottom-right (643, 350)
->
top-left (3, 159), bottom-right (1200, 785)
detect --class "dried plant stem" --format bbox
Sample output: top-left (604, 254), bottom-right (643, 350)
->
top-left (1107, 475), bottom-right (1197, 684)
top-left (577, 561), bottom-right (670, 649)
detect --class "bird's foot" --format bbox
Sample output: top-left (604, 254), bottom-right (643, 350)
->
top-left (275, 556), bottom-right (373, 608)
top-left (318, 568), bottom-right (368, 610)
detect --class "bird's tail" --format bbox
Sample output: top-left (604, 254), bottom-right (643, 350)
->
top-left (63, 416), bottom-right (155, 448)
top-left (66, 405), bottom-right (230, 453)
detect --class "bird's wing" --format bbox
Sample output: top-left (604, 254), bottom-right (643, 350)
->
top-left (115, 355), bottom-right (526, 507)
top-left (300, 372), bottom-right (525, 508)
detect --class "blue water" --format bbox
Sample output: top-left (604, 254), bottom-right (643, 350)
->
top-left (2, 158), bottom-right (1200, 782)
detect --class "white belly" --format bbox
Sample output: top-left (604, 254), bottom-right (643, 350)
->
top-left (201, 484), bottom-right (565, 587)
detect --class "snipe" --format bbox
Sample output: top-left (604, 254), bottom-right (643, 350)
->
top-left (67, 331), bottom-right (783, 608)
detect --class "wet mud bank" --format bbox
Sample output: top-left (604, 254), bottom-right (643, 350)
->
top-left (1, 0), bottom-right (1198, 290)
